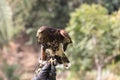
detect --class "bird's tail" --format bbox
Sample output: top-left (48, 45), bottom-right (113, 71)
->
top-left (54, 53), bottom-right (69, 64)
top-left (61, 53), bottom-right (70, 68)
top-left (61, 53), bottom-right (69, 63)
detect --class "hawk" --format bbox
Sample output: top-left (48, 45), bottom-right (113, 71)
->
top-left (36, 26), bottom-right (72, 67)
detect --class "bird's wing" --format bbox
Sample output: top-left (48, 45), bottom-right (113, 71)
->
top-left (59, 30), bottom-right (72, 51)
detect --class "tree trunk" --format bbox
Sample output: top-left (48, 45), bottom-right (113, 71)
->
top-left (97, 65), bottom-right (102, 80)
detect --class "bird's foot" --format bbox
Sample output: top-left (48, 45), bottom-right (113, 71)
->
top-left (48, 58), bottom-right (57, 66)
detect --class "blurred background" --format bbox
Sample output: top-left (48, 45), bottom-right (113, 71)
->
top-left (0, 0), bottom-right (120, 80)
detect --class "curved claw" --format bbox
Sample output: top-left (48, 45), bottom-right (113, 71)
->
top-left (48, 58), bottom-right (57, 66)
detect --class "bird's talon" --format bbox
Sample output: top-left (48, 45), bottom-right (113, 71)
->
top-left (48, 58), bottom-right (57, 65)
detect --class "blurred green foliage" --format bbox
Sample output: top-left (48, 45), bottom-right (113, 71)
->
top-left (103, 0), bottom-right (120, 14)
top-left (0, 0), bottom-right (120, 80)
top-left (1, 0), bottom-right (120, 47)
top-left (1, 63), bottom-right (20, 80)
top-left (0, 0), bottom-right (14, 48)
top-left (66, 4), bottom-right (120, 79)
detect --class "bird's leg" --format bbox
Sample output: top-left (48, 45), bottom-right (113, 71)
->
top-left (45, 48), bottom-right (57, 65)
top-left (39, 45), bottom-right (47, 68)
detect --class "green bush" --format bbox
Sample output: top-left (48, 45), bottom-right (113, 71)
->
top-left (66, 4), bottom-right (120, 79)
top-left (0, 0), bottom-right (23, 48)
top-left (1, 63), bottom-right (20, 80)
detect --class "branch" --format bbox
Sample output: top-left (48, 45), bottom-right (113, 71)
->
top-left (103, 54), bottom-right (120, 67)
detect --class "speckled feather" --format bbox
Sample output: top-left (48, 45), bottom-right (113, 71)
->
top-left (36, 26), bottom-right (72, 65)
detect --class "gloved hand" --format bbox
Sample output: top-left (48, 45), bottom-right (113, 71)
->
top-left (32, 61), bottom-right (56, 80)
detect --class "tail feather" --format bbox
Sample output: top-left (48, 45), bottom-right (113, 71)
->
top-left (61, 53), bottom-right (69, 63)
top-left (54, 53), bottom-right (69, 64)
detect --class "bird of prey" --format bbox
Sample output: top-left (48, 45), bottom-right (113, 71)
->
top-left (36, 26), bottom-right (72, 67)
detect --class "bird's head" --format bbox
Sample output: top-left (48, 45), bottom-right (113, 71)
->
top-left (60, 29), bottom-right (72, 44)
top-left (36, 26), bottom-right (48, 38)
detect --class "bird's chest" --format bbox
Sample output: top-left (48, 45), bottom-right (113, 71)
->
top-left (42, 35), bottom-right (63, 51)
top-left (45, 43), bottom-right (64, 57)
top-left (43, 40), bottom-right (60, 52)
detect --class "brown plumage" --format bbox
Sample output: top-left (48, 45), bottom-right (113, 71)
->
top-left (36, 26), bottom-right (72, 66)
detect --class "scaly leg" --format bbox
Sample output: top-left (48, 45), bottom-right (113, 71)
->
top-left (39, 45), bottom-right (47, 67)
